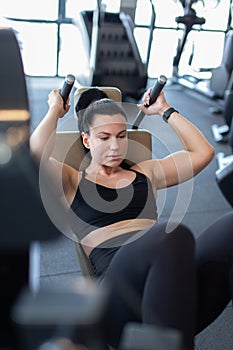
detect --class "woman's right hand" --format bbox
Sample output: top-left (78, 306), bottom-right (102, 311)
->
top-left (47, 89), bottom-right (70, 118)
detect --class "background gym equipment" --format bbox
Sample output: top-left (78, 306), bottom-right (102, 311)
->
top-left (119, 322), bottom-right (182, 350)
top-left (172, 0), bottom-right (233, 100)
top-left (12, 281), bottom-right (109, 350)
top-left (209, 29), bottom-right (233, 99)
top-left (215, 159), bottom-right (233, 208)
top-left (74, 0), bottom-right (155, 101)
top-left (172, 0), bottom-right (206, 79)
top-left (0, 27), bottom-right (64, 350)
top-left (211, 70), bottom-right (233, 142)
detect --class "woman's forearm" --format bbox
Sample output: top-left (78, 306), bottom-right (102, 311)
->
top-left (30, 89), bottom-right (70, 162)
top-left (139, 91), bottom-right (215, 168)
top-left (30, 107), bottom-right (60, 162)
top-left (159, 107), bottom-right (215, 162)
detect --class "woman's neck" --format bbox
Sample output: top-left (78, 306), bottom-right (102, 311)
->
top-left (86, 163), bottom-right (123, 177)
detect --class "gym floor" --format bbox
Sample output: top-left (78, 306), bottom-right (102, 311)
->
top-left (27, 76), bottom-right (233, 350)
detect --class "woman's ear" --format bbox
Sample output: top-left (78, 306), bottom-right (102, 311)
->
top-left (81, 132), bottom-right (90, 149)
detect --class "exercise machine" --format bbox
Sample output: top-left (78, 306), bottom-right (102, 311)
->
top-left (215, 118), bottom-right (233, 181)
top-left (172, 0), bottom-right (205, 79)
top-left (211, 70), bottom-right (233, 142)
top-left (74, 0), bottom-right (155, 101)
top-left (172, 1), bottom-right (233, 100)
top-left (216, 159), bottom-right (233, 208)
top-left (211, 69), bottom-right (233, 173)
top-left (0, 27), bottom-right (184, 350)
top-left (0, 27), bottom-right (64, 350)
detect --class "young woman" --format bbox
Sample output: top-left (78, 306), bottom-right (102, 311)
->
top-left (30, 87), bottom-right (233, 350)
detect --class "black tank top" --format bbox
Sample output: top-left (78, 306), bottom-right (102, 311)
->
top-left (70, 169), bottom-right (157, 241)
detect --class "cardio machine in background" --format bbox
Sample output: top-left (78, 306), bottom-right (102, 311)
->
top-left (213, 77), bottom-right (233, 209)
top-left (211, 70), bottom-right (233, 144)
top-left (214, 94), bottom-right (233, 209)
top-left (73, 0), bottom-right (155, 101)
top-left (172, 0), bottom-right (233, 102)
top-left (170, 1), bottom-right (233, 205)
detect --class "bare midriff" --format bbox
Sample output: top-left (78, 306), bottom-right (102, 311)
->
top-left (81, 218), bottom-right (156, 256)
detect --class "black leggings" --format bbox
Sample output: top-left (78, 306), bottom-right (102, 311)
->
top-left (90, 212), bottom-right (233, 350)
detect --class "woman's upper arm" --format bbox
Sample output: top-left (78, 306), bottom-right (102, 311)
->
top-left (137, 149), bottom-right (213, 189)
top-left (48, 157), bottom-right (77, 198)
top-left (152, 150), bottom-right (214, 189)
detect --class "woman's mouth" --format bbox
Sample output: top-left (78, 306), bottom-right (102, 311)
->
top-left (108, 155), bottom-right (121, 160)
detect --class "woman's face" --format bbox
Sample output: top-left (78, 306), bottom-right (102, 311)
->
top-left (82, 113), bottom-right (128, 167)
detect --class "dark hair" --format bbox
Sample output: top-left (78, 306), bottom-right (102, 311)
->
top-left (76, 88), bottom-right (127, 134)
top-left (75, 88), bottom-right (108, 116)
top-left (78, 98), bottom-right (127, 134)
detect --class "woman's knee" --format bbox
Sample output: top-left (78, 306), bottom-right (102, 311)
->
top-left (197, 211), bottom-right (233, 260)
top-left (165, 223), bottom-right (195, 256)
top-left (156, 221), bottom-right (195, 246)
top-left (146, 222), bottom-right (195, 262)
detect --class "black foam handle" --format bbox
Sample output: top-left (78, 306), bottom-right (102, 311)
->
top-left (60, 74), bottom-right (75, 106)
top-left (132, 75), bottom-right (167, 130)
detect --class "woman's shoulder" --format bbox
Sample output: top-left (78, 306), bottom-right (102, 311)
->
top-left (50, 156), bottom-right (80, 179)
top-left (130, 159), bottom-right (163, 188)
top-left (130, 159), bottom-right (158, 176)
top-left (50, 156), bottom-right (83, 198)
top-left (63, 165), bottom-right (83, 205)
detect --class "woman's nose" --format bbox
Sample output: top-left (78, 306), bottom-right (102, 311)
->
top-left (109, 138), bottom-right (119, 150)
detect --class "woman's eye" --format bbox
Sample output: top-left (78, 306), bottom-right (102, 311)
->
top-left (98, 134), bottom-right (126, 141)
top-left (100, 137), bottom-right (108, 141)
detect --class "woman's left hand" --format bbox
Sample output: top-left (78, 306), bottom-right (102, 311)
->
top-left (137, 89), bottom-right (170, 117)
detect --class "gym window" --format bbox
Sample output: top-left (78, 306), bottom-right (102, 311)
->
top-left (0, 0), bottom-right (231, 79)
